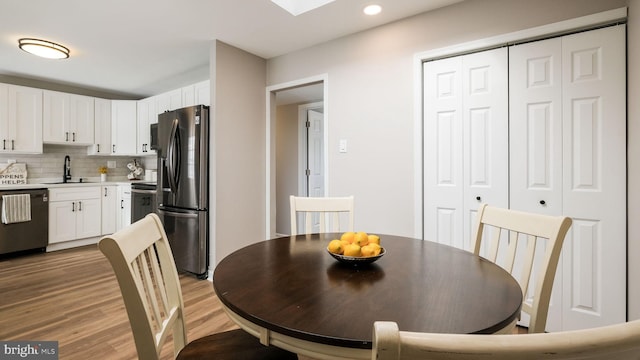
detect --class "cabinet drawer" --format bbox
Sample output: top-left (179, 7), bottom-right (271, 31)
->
top-left (49, 186), bottom-right (101, 202)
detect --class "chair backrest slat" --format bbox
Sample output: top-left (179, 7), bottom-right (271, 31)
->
top-left (290, 195), bottom-right (354, 234)
top-left (471, 204), bottom-right (572, 333)
top-left (99, 214), bottom-right (188, 360)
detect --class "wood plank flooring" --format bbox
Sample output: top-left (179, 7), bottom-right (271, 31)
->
top-left (0, 245), bottom-right (312, 359)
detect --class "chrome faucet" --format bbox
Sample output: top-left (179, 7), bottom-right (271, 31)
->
top-left (63, 155), bottom-right (71, 183)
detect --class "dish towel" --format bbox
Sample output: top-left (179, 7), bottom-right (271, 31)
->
top-left (2, 194), bottom-right (31, 224)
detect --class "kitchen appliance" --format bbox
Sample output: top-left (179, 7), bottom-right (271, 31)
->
top-left (131, 182), bottom-right (157, 223)
top-left (0, 188), bottom-right (48, 255)
top-left (156, 105), bottom-right (209, 278)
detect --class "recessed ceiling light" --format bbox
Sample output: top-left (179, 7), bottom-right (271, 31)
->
top-left (363, 4), bottom-right (382, 16)
top-left (18, 38), bottom-right (70, 59)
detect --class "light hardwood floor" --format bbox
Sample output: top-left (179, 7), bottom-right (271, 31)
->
top-left (0, 245), bottom-right (316, 359)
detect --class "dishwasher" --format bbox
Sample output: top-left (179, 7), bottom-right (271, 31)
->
top-left (0, 188), bottom-right (48, 255)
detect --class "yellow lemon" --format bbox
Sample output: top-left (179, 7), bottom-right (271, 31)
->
top-left (368, 234), bottom-right (380, 245)
top-left (361, 244), bottom-right (376, 257)
top-left (327, 239), bottom-right (343, 254)
top-left (340, 239), bottom-right (350, 248)
top-left (340, 232), bottom-right (355, 243)
top-left (368, 243), bottom-right (382, 255)
top-left (353, 232), bottom-right (369, 246)
top-left (343, 243), bottom-right (361, 257)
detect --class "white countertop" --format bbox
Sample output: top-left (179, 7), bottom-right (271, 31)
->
top-left (0, 179), bottom-right (149, 190)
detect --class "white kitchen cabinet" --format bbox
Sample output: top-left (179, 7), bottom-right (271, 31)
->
top-left (89, 98), bottom-right (112, 155)
top-left (49, 187), bottom-right (102, 244)
top-left (111, 100), bottom-right (137, 155)
top-left (136, 97), bottom-right (156, 155)
top-left (101, 185), bottom-right (117, 235)
top-left (43, 90), bottom-right (94, 145)
top-left (116, 184), bottom-right (131, 231)
top-left (155, 88), bottom-right (182, 113)
top-left (182, 80), bottom-right (210, 107)
top-left (0, 84), bottom-right (43, 154)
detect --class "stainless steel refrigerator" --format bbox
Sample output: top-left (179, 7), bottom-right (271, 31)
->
top-left (156, 105), bottom-right (209, 279)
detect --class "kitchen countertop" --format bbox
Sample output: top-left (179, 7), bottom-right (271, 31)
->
top-left (0, 180), bottom-right (148, 190)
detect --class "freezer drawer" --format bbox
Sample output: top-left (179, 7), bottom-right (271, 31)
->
top-left (157, 207), bottom-right (208, 278)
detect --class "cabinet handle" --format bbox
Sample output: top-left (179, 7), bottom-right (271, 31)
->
top-left (104, 188), bottom-right (108, 197)
top-left (72, 202), bottom-right (75, 212)
top-left (78, 201), bottom-right (82, 211)
top-left (113, 145), bottom-right (116, 153)
top-left (2, 140), bottom-right (5, 150)
top-left (66, 132), bottom-right (69, 142)
top-left (97, 144), bottom-right (100, 153)
top-left (121, 199), bottom-right (124, 209)
top-left (476, 196), bottom-right (481, 201)
top-left (11, 140), bottom-right (14, 150)
top-left (72, 132), bottom-right (76, 142)
top-left (540, 200), bottom-right (546, 205)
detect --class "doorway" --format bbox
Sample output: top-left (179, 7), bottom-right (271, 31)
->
top-left (266, 75), bottom-right (328, 237)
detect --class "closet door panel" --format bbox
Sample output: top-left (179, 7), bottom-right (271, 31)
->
top-left (423, 57), bottom-right (464, 248)
top-left (462, 48), bottom-right (509, 250)
top-left (561, 25), bottom-right (626, 330)
top-left (509, 37), bottom-right (563, 216)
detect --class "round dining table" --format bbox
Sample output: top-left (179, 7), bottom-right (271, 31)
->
top-left (213, 233), bottom-right (522, 360)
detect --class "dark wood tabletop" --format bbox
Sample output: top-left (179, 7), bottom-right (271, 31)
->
top-left (213, 233), bottom-right (522, 350)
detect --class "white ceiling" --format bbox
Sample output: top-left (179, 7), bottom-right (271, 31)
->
top-left (0, 0), bottom-right (461, 98)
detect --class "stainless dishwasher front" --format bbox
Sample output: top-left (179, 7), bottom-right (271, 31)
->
top-left (0, 188), bottom-right (48, 255)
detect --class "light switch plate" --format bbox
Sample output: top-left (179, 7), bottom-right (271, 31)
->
top-left (339, 139), bottom-right (347, 153)
top-left (107, 160), bottom-right (117, 169)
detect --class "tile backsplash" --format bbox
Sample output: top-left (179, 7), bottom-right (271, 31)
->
top-left (0, 145), bottom-right (156, 183)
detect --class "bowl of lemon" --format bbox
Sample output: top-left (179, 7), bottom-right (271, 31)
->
top-left (326, 231), bottom-right (385, 265)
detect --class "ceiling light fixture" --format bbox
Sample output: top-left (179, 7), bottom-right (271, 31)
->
top-left (363, 4), bottom-right (382, 16)
top-left (18, 38), bottom-right (70, 59)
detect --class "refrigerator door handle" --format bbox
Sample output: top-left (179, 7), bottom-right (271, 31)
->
top-left (157, 208), bottom-right (198, 219)
top-left (166, 118), bottom-right (180, 194)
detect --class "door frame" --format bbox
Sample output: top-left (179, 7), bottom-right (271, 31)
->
top-left (412, 7), bottom-right (626, 239)
top-left (266, 74), bottom-right (329, 238)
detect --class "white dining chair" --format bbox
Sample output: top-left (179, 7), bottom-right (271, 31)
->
top-left (471, 204), bottom-right (572, 333)
top-left (372, 320), bottom-right (640, 360)
top-left (289, 195), bottom-right (354, 235)
top-left (98, 213), bottom-right (298, 360)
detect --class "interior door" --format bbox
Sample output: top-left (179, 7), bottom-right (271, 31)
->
top-left (509, 37), bottom-right (564, 331)
top-left (423, 56), bottom-right (464, 249)
top-left (560, 25), bottom-right (626, 330)
top-left (423, 48), bottom-right (508, 251)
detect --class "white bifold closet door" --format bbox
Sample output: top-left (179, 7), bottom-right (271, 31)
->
top-left (423, 48), bottom-right (509, 251)
top-left (509, 25), bottom-right (626, 331)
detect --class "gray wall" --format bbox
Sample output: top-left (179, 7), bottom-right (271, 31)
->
top-left (211, 40), bottom-right (267, 266)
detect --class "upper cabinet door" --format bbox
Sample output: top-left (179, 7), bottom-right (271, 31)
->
top-left (90, 98), bottom-right (111, 156)
top-left (6, 85), bottom-right (42, 154)
top-left (111, 100), bottom-right (137, 155)
top-left (43, 90), bottom-right (71, 143)
top-left (182, 80), bottom-right (210, 107)
top-left (43, 91), bottom-right (94, 145)
top-left (69, 94), bottom-right (95, 145)
top-left (156, 88), bottom-right (182, 114)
